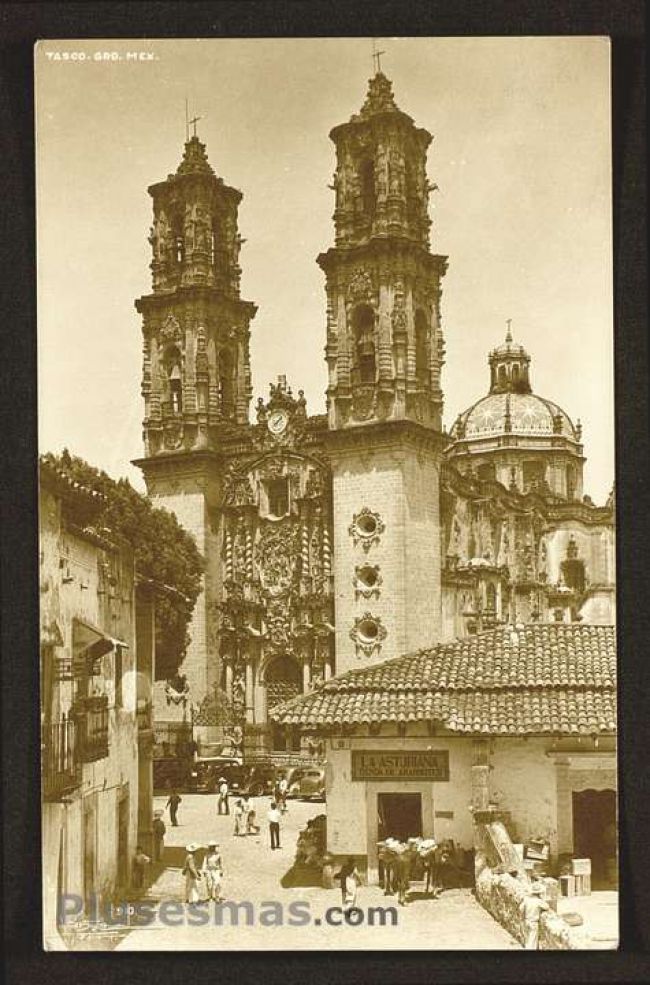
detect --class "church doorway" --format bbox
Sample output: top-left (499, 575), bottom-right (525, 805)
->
top-left (265, 655), bottom-right (302, 751)
top-left (377, 793), bottom-right (423, 842)
top-left (572, 788), bottom-right (617, 888)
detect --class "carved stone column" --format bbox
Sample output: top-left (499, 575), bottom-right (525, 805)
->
top-left (245, 659), bottom-right (254, 723)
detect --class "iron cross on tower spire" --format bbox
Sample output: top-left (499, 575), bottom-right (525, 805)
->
top-left (185, 98), bottom-right (203, 141)
top-left (371, 37), bottom-right (385, 75)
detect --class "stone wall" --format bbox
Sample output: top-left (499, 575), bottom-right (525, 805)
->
top-left (474, 856), bottom-right (588, 950)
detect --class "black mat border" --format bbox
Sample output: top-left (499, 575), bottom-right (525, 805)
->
top-left (1, 2), bottom-right (647, 983)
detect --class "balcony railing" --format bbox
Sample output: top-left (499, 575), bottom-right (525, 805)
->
top-left (42, 715), bottom-right (81, 800)
top-left (75, 694), bottom-right (109, 762)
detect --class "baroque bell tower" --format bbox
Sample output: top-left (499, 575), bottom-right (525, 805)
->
top-left (134, 132), bottom-right (257, 710)
top-left (319, 71), bottom-right (448, 673)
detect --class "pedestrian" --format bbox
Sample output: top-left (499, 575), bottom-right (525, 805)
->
top-left (152, 811), bottom-right (166, 862)
top-left (217, 777), bottom-right (230, 816)
top-left (334, 857), bottom-right (362, 911)
top-left (166, 789), bottom-right (182, 827)
top-left (520, 881), bottom-right (550, 949)
top-left (233, 797), bottom-right (246, 836)
top-left (268, 801), bottom-right (282, 850)
top-left (246, 802), bottom-right (260, 835)
top-left (182, 843), bottom-right (202, 905)
top-left (132, 845), bottom-right (150, 890)
top-left (201, 840), bottom-right (224, 902)
top-left (278, 775), bottom-right (289, 813)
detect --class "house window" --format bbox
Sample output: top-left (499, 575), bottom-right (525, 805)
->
top-left (268, 478), bottom-right (289, 518)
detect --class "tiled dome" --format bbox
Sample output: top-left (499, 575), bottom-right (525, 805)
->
top-left (451, 392), bottom-right (577, 441)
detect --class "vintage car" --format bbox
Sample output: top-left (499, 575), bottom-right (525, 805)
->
top-left (192, 756), bottom-right (242, 793)
top-left (298, 767), bottom-right (326, 801)
top-left (236, 762), bottom-right (277, 798)
top-left (276, 765), bottom-right (311, 799)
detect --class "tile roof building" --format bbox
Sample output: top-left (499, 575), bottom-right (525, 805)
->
top-left (272, 624), bottom-right (617, 736)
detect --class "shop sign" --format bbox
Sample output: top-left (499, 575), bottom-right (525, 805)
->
top-left (351, 749), bottom-right (450, 781)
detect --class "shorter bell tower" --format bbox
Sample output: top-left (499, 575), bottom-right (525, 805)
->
top-left (134, 132), bottom-right (257, 709)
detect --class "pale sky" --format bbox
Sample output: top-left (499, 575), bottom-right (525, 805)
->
top-left (36, 37), bottom-right (614, 502)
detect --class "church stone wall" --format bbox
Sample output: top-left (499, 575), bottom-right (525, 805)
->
top-left (330, 436), bottom-right (441, 675)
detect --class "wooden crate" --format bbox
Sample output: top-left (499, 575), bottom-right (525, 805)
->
top-left (574, 873), bottom-right (592, 896)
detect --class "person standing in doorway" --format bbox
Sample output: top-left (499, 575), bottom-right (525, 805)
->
top-left (520, 881), bottom-right (549, 949)
top-left (268, 801), bottom-right (282, 850)
top-left (217, 777), bottom-right (230, 816)
top-left (152, 811), bottom-right (166, 862)
top-left (166, 789), bottom-right (182, 827)
top-left (182, 843), bottom-right (202, 905)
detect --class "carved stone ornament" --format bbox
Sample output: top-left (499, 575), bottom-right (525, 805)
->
top-left (349, 507), bottom-right (385, 552)
top-left (161, 313), bottom-right (183, 344)
top-left (163, 423), bottom-right (183, 450)
top-left (223, 470), bottom-right (255, 508)
top-left (352, 384), bottom-right (376, 421)
top-left (347, 267), bottom-right (375, 305)
top-left (349, 612), bottom-right (387, 657)
top-left (391, 282), bottom-right (408, 336)
top-left (256, 521), bottom-right (300, 595)
top-left (353, 564), bottom-right (382, 600)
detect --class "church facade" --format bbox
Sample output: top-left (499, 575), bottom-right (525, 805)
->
top-left (133, 72), bottom-right (615, 756)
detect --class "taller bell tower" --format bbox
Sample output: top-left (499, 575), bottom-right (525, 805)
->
top-left (319, 72), bottom-right (448, 673)
top-left (134, 133), bottom-right (257, 708)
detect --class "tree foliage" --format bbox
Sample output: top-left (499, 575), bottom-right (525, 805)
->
top-left (42, 450), bottom-right (204, 679)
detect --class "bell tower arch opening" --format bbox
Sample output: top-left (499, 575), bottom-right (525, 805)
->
top-left (352, 304), bottom-right (376, 385)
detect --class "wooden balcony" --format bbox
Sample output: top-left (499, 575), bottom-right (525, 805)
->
top-left (42, 715), bottom-right (81, 801)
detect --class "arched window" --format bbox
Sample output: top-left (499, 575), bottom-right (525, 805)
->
top-left (511, 364), bottom-right (520, 385)
top-left (218, 349), bottom-right (234, 417)
top-left (415, 310), bottom-right (429, 384)
top-left (486, 582), bottom-right (497, 612)
top-left (360, 160), bottom-right (376, 218)
top-left (522, 459), bottom-right (545, 492)
top-left (498, 365), bottom-right (507, 388)
top-left (352, 304), bottom-right (376, 384)
top-left (566, 465), bottom-right (576, 501)
top-left (266, 656), bottom-right (302, 751)
top-left (478, 462), bottom-right (496, 483)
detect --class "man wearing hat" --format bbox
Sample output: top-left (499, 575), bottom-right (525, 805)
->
top-left (152, 811), bottom-right (166, 862)
top-left (182, 844), bottom-right (202, 904)
top-left (217, 777), bottom-right (230, 815)
top-left (520, 880), bottom-right (550, 949)
top-left (201, 840), bottom-right (224, 902)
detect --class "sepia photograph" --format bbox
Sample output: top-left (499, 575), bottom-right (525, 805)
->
top-left (36, 36), bottom-right (616, 951)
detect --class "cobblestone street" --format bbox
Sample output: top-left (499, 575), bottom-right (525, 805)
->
top-left (115, 794), bottom-right (519, 951)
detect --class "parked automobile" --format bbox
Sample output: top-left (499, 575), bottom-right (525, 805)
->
top-left (236, 763), bottom-right (277, 797)
top-left (276, 765), bottom-right (311, 799)
top-left (193, 756), bottom-right (242, 793)
top-left (299, 767), bottom-right (326, 801)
